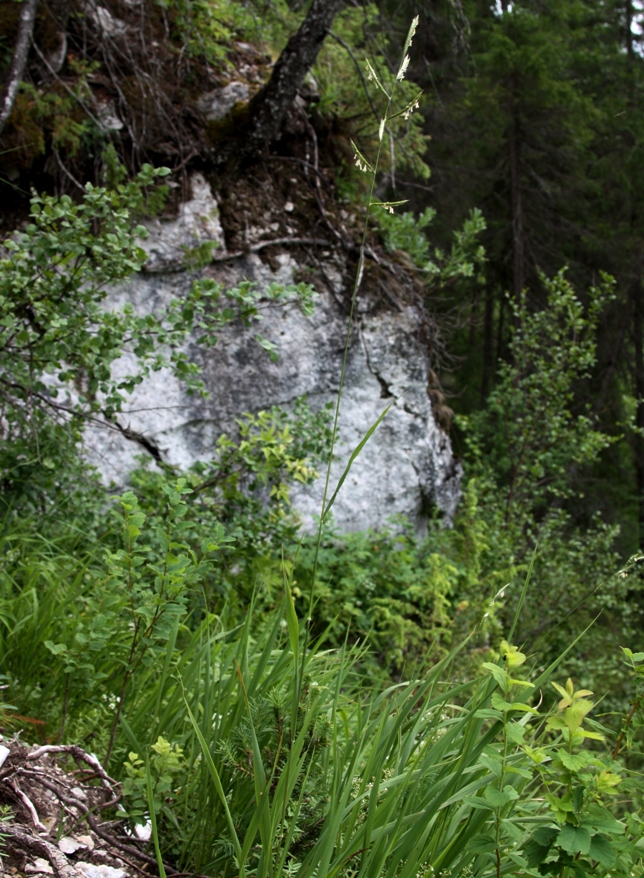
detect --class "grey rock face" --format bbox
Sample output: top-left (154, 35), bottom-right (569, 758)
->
top-left (140, 173), bottom-right (225, 272)
top-left (86, 175), bottom-right (462, 532)
top-left (197, 82), bottom-right (251, 122)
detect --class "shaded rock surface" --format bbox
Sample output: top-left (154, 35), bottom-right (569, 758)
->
top-left (86, 174), bottom-right (462, 532)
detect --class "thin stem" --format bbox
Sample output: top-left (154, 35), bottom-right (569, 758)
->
top-left (612, 694), bottom-right (641, 759)
top-left (58, 674), bottom-right (70, 744)
top-left (105, 667), bottom-right (131, 767)
top-left (302, 77), bottom-right (401, 683)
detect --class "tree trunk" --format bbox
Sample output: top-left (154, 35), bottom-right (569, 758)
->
top-left (481, 284), bottom-right (495, 403)
top-left (496, 286), bottom-right (506, 364)
top-left (0, 0), bottom-right (39, 138)
top-left (238, 0), bottom-right (347, 161)
top-left (508, 103), bottom-right (525, 304)
top-left (632, 281), bottom-right (644, 543)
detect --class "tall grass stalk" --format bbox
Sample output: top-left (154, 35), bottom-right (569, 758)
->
top-left (305, 17), bottom-right (421, 652)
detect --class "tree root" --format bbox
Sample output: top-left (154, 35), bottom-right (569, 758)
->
top-left (3, 825), bottom-right (83, 878)
top-left (0, 740), bottom-right (181, 878)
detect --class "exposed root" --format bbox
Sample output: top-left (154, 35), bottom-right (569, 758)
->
top-left (7, 780), bottom-right (47, 832)
top-left (3, 826), bottom-right (84, 878)
top-left (0, 740), bottom-right (175, 878)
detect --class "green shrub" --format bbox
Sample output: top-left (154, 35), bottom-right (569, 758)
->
top-left (111, 590), bottom-right (644, 877)
top-left (294, 519), bottom-right (462, 674)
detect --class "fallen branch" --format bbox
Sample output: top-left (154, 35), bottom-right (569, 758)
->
top-left (8, 780), bottom-right (47, 833)
top-left (1, 740), bottom-right (194, 878)
top-left (28, 745), bottom-right (117, 790)
top-left (3, 825), bottom-right (83, 878)
top-left (210, 236), bottom-right (332, 263)
top-left (85, 813), bottom-right (184, 876)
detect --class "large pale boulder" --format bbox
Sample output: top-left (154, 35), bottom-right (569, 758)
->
top-left (86, 174), bottom-right (461, 533)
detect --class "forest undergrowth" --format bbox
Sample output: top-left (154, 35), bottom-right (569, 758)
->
top-left (1, 4), bottom-right (644, 878)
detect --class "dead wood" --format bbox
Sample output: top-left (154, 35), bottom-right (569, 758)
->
top-left (0, 740), bottom-right (178, 878)
top-left (0, 0), bottom-right (39, 137)
top-left (3, 825), bottom-right (84, 878)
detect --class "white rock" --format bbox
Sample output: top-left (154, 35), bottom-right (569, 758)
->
top-left (96, 99), bottom-right (124, 133)
top-left (58, 838), bottom-right (86, 855)
top-left (197, 81), bottom-right (250, 122)
top-left (76, 835), bottom-right (95, 851)
top-left (139, 172), bottom-right (225, 273)
top-left (26, 859), bottom-right (53, 874)
top-left (134, 820), bottom-right (152, 842)
top-left (86, 237), bottom-right (462, 532)
top-left (77, 863), bottom-right (126, 878)
top-left (45, 32), bottom-right (67, 73)
top-left (87, 5), bottom-right (127, 37)
top-left (0, 744), bottom-right (10, 767)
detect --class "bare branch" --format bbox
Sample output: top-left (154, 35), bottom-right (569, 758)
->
top-left (3, 825), bottom-right (83, 878)
top-left (0, 0), bottom-right (39, 137)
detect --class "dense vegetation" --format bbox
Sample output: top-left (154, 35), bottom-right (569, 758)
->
top-left (1, 1), bottom-right (644, 877)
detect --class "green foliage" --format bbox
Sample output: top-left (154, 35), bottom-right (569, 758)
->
top-left (465, 269), bottom-right (615, 513)
top-left (0, 174), bottom-right (316, 424)
top-left (613, 647), bottom-right (644, 761)
top-left (129, 399), bottom-right (332, 615)
top-left (115, 618), bottom-right (644, 877)
top-left (378, 205), bottom-right (436, 264)
top-left (160, 0), bottom-right (254, 66)
top-left (294, 521), bottom-right (457, 672)
top-left (4, 495), bottom-right (644, 877)
top-left (42, 479), bottom-right (232, 754)
top-left (317, 5), bottom-right (430, 181)
top-left (445, 269), bottom-right (644, 704)
top-left (123, 737), bottom-right (186, 826)
top-left (20, 58), bottom-right (100, 157)
top-left (470, 643), bottom-right (644, 878)
top-left (0, 175), bottom-right (317, 521)
top-left (2, 10), bottom-right (644, 878)
top-left (377, 205), bottom-right (487, 290)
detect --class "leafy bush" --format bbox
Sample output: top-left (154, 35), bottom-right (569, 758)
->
top-left (0, 174), bottom-right (316, 522)
top-left (454, 270), bottom-right (644, 706)
top-left (5, 492), bottom-right (643, 876)
top-left (129, 399), bottom-right (332, 617)
top-left (294, 519), bottom-right (466, 674)
top-left (377, 205), bottom-right (487, 290)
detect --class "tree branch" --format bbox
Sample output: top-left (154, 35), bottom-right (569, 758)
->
top-left (0, 0), bottom-right (39, 138)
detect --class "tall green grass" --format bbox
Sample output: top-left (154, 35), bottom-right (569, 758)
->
top-left (115, 589), bottom-right (499, 877)
top-left (2, 496), bottom-right (643, 878)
